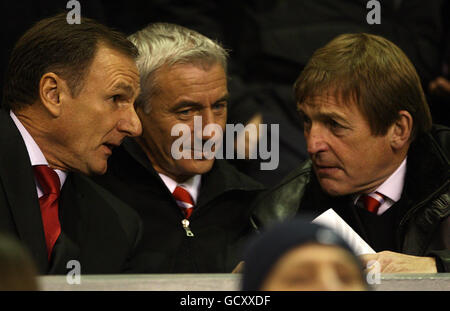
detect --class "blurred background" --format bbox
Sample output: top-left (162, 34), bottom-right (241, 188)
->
top-left (1, 0), bottom-right (449, 187)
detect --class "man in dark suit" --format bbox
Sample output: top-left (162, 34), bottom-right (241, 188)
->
top-left (93, 23), bottom-right (264, 273)
top-left (0, 14), bottom-right (143, 274)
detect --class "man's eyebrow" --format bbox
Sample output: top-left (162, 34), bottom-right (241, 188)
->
top-left (297, 108), bottom-right (350, 124)
top-left (214, 94), bottom-right (229, 104)
top-left (320, 111), bottom-right (347, 122)
top-left (171, 100), bottom-right (203, 111)
top-left (171, 94), bottom-right (230, 111)
top-left (110, 82), bottom-right (136, 97)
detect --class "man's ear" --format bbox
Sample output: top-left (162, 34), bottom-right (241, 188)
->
top-left (390, 110), bottom-right (413, 150)
top-left (39, 72), bottom-right (68, 117)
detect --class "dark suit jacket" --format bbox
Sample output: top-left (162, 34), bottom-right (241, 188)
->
top-left (92, 139), bottom-right (265, 273)
top-left (0, 109), bottom-right (142, 274)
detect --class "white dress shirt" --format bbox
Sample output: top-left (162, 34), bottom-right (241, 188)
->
top-left (10, 111), bottom-right (67, 198)
top-left (159, 173), bottom-right (201, 204)
top-left (354, 157), bottom-right (407, 215)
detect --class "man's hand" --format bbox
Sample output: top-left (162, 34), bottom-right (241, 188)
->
top-left (360, 251), bottom-right (437, 273)
top-left (232, 261), bottom-right (245, 273)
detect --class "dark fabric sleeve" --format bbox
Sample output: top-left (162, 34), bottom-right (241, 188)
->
top-left (427, 250), bottom-right (450, 272)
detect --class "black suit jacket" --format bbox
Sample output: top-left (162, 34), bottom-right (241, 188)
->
top-left (93, 139), bottom-right (265, 273)
top-left (0, 110), bottom-right (142, 274)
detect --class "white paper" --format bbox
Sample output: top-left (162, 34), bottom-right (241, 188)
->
top-left (312, 208), bottom-right (376, 255)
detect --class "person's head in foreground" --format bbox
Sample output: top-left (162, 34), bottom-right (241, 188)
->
top-left (242, 218), bottom-right (369, 291)
top-left (294, 33), bottom-right (432, 197)
top-left (0, 234), bottom-right (39, 291)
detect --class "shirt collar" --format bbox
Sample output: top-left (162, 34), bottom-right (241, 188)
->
top-left (159, 173), bottom-right (202, 204)
top-left (10, 110), bottom-right (67, 189)
top-left (376, 157), bottom-right (407, 202)
top-left (353, 157), bottom-right (407, 204)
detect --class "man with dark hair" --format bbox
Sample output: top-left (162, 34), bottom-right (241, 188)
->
top-left (0, 13), bottom-right (143, 274)
top-left (253, 33), bottom-right (450, 273)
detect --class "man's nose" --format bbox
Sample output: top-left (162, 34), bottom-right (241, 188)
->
top-left (195, 110), bottom-right (219, 141)
top-left (117, 106), bottom-right (142, 137)
top-left (306, 124), bottom-right (328, 155)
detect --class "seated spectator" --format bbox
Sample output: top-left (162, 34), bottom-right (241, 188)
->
top-left (93, 23), bottom-right (264, 273)
top-left (0, 13), bottom-right (143, 274)
top-left (242, 218), bottom-right (369, 291)
top-left (252, 33), bottom-right (450, 273)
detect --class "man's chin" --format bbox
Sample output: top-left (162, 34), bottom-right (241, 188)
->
top-left (84, 161), bottom-right (108, 176)
top-left (181, 158), bottom-right (215, 175)
top-left (317, 178), bottom-right (349, 197)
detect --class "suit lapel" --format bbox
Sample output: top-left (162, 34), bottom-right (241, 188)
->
top-left (59, 173), bottom-right (120, 273)
top-left (0, 111), bottom-right (48, 273)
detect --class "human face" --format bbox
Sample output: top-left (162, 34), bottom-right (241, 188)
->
top-left (298, 94), bottom-right (398, 196)
top-left (261, 244), bottom-right (367, 291)
top-left (137, 62), bottom-right (228, 183)
top-left (54, 44), bottom-right (141, 175)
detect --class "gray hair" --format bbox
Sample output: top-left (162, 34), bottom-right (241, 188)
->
top-left (128, 23), bottom-right (229, 113)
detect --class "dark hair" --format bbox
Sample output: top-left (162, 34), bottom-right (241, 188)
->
top-left (294, 33), bottom-right (432, 140)
top-left (3, 12), bottom-right (139, 111)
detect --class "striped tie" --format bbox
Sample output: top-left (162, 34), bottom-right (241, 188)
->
top-left (173, 186), bottom-right (194, 219)
top-left (358, 191), bottom-right (385, 214)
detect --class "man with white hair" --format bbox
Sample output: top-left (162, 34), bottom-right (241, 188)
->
top-left (93, 23), bottom-right (264, 273)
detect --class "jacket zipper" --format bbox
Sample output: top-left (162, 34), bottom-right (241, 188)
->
top-left (181, 218), bottom-right (194, 237)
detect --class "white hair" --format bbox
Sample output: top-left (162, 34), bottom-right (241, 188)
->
top-left (128, 23), bottom-right (229, 112)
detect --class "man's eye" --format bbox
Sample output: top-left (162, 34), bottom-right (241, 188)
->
top-left (110, 95), bottom-right (121, 102)
top-left (328, 119), bottom-right (344, 129)
top-left (178, 109), bottom-right (192, 116)
top-left (212, 103), bottom-right (226, 110)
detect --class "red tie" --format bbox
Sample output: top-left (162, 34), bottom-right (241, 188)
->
top-left (358, 191), bottom-right (385, 214)
top-left (173, 186), bottom-right (194, 219)
top-left (33, 165), bottom-right (61, 260)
